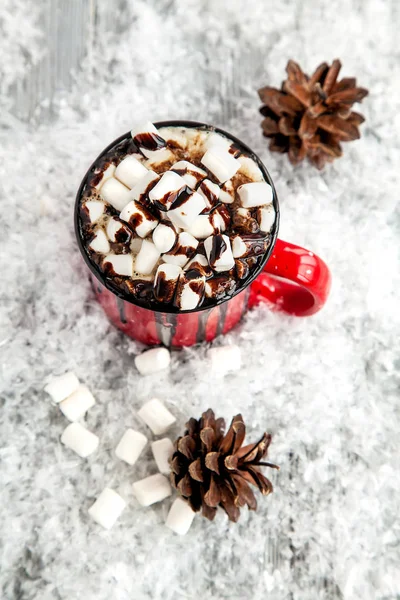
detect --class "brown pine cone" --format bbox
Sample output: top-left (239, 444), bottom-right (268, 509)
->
top-left (258, 59), bottom-right (368, 169)
top-left (170, 409), bottom-right (279, 522)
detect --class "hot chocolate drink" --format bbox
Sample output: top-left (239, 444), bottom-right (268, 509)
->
top-left (77, 122), bottom-right (277, 312)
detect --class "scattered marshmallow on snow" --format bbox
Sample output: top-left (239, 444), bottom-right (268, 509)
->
top-left (44, 372), bottom-right (80, 404)
top-left (132, 473), bottom-right (172, 507)
top-left (170, 160), bottom-right (207, 189)
top-left (89, 229), bottom-right (110, 254)
top-left (84, 200), bottom-right (105, 223)
top-left (94, 163), bottom-right (116, 191)
top-left (61, 422), bottom-right (99, 458)
top-left (201, 147), bottom-right (240, 183)
top-left (238, 181), bottom-right (273, 209)
top-left (167, 190), bottom-right (206, 229)
top-left (115, 429), bottom-right (147, 466)
top-left (88, 488), bottom-right (126, 530)
top-left (135, 350), bottom-right (171, 377)
top-left (151, 438), bottom-right (174, 474)
top-left (165, 498), bottom-right (196, 535)
top-left (119, 200), bottom-right (159, 238)
top-left (59, 385), bottom-right (96, 422)
top-left (207, 345), bottom-right (242, 375)
top-left (103, 253), bottom-right (133, 277)
top-left (149, 171), bottom-right (187, 210)
top-left (138, 398), bottom-right (176, 434)
top-left (153, 222), bottom-right (177, 253)
top-left (204, 234), bottom-right (235, 272)
top-left (114, 155), bottom-right (148, 189)
top-left (135, 239), bottom-right (161, 275)
top-left (100, 177), bottom-right (131, 211)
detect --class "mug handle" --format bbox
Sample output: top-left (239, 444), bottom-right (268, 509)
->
top-left (248, 239), bottom-right (332, 316)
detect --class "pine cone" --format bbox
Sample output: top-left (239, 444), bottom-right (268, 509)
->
top-left (258, 59), bottom-right (368, 169)
top-left (170, 409), bottom-right (279, 522)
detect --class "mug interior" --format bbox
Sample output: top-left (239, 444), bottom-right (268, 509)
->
top-left (74, 120), bottom-right (280, 314)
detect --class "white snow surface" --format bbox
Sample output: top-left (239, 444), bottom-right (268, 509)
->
top-left (0, 1), bottom-right (399, 599)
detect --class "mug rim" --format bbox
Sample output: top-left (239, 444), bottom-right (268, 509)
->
top-left (74, 120), bottom-right (280, 314)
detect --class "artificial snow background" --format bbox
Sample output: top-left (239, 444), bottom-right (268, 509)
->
top-left (1, 1), bottom-right (399, 599)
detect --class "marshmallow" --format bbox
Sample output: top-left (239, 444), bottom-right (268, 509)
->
top-left (89, 229), bottom-right (110, 254)
top-left (205, 275), bottom-right (236, 299)
top-left (174, 269), bottom-right (205, 311)
top-left (144, 148), bottom-right (174, 165)
top-left (197, 178), bottom-right (220, 210)
top-left (106, 217), bottom-right (132, 244)
top-left (103, 253), bottom-right (133, 277)
top-left (84, 200), bottom-right (105, 223)
top-left (162, 232), bottom-right (199, 268)
top-left (235, 259), bottom-right (250, 280)
top-left (166, 497), bottom-right (196, 535)
top-left (207, 345), bottom-right (242, 375)
top-left (185, 253), bottom-right (213, 277)
top-left (232, 207), bottom-right (260, 233)
top-left (167, 190), bottom-right (206, 229)
top-left (214, 204), bottom-right (231, 230)
top-left (257, 206), bottom-right (276, 233)
top-left (154, 263), bottom-right (182, 303)
top-left (130, 236), bottom-right (143, 253)
top-left (44, 372), bottom-right (80, 404)
top-left (158, 126), bottom-right (188, 150)
top-left (132, 473), bottom-right (172, 507)
top-left (231, 234), bottom-right (268, 259)
top-left (204, 234), bottom-right (235, 273)
top-left (59, 385), bottom-right (96, 422)
top-left (149, 171), bottom-right (187, 210)
top-left (170, 161), bottom-right (207, 189)
top-left (219, 180), bottom-right (235, 204)
top-left (238, 155), bottom-right (264, 181)
top-left (135, 350), bottom-right (171, 377)
top-left (114, 155), bottom-right (148, 189)
top-left (135, 239), bottom-right (161, 275)
top-left (88, 488), bottom-right (126, 530)
top-left (94, 163), bottom-right (116, 191)
top-left (153, 222), bottom-right (177, 253)
top-left (138, 398), bottom-right (176, 433)
top-left (61, 422), bottom-right (99, 458)
top-left (201, 147), bottom-right (240, 183)
top-left (151, 438), bottom-right (174, 474)
top-left (238, 181), bottom-right (273, 209)
top-left (204, 132), bottom-right (240, 157)
top-left (129, 170), bottom-right (160, 203)
top-left (100, 177), bottom-right (131, 211)
top-left (119, 200), bottom-right (159, 238)
top-left (186, 214), bottom-right (216, 240)
top-left (115, 429), bottom-right (148, 466)
top-left (131, 121), bottom-right (167, 158)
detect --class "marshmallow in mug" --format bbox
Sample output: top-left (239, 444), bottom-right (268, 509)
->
top-left (114, 155), bottom-right (148, 189)
top-left (170, 161), bottom-right (207, 189)
top-left (119, 200), bottom-right (159, 238)
top-left (204, 234), bottom-right (235, 273)
top-left (131, 121), bottom-right (167, 158)
top-left (149, 171), bottom-right (187, 210)
top-left (174, 268), bottom-right (206, 311)
top-left (106, 217), bottom-right (132, 244)
top-left (167, 189), bottom-right (206, 230)
top-left (154, 263), bottom-right (182, 303)
top-left (162, 232), bottom-right (199, 268)
top-left (238, 181), bottom-right (273, 208)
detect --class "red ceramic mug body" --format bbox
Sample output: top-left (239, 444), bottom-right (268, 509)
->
top-left (75, 121), bottom-right (331, 348)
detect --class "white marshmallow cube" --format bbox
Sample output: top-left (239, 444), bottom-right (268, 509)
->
top-left (115, 429), bottom-right (147, 466)
top-left (59, 385), bottom-right (96, 422)
top-left (44, 372), bottom-right (80, 404)
top-left (144, 147), bottom-right (174, 164)
top-left (103, 253), bottom-right (133, 277)
top-left (151, 438), bottom-right (174, 474)
top-left (132, 473), bottom-right (172, 507)
top-left (135, 349), bottom-right (171, 377)
top-left (135, 239), bottom-right (161, 276)
top-left (138, 398), bottom-right (176, 434)
top-left (130, 237), bottom-right (143, 253)
top-left (131, 121), bottom-right (160, 139)
top-left (89, 229), bottom-right (110, 254)
top-left (119, 201), bottom-right (158, 238)
top-left (153, 222), bottom-right (177, 253)
top-left (238, 181), bottom-right (273, 208)
top-left (129, 170), bottom-right (160, 203)
top-left (258, 206), bottom-right (276, 233)
top-left (238, 155), bottom-right (264, 181)
top-left (94, 163), bottom-right (116, 191)
top-left (167, 190), bottom-right (206, 229)
top-left (232, 236), bottom-right (246, 258)
top-left (219, 181), bottom-right (235, 204)
top-left (88, 488), bottom-right (126, 530)
top-left (207, 345), bottom-right (242, 375)
top-left (204, 234), bottom-right (235, 272)
top-left (114, 155), bottom-right (148, 189)
top-left (84, 200), bottom-right (105, 223)
top-left (197, 178), bottom-right (220, 209)
top-left (61, 422), bottom-right (99, 458)
top-left (175, 270), bottom-right (205, 311)
top-left (201, 147), bottom-right (240, 183)
top-left (162, 232), bottom-right (199, 268)
top-left (185, 253), bottom-right (212, 277)
top-left (131, 122), bottom-right (167, 159)
top-left (166, 498), bottom-right (196, 535)
top-left (149, 171), bottom-right (187, 210)
top-left (170, 161), bottom-right (207, 189)
top-left (158, 127), bottom-right (188, 149)
top-left (106, 217), bottom-right (131, 243)
top-left (204, 132), bottom-right (233, 153)
top-left (100, 177), bottom-right (131, 211)
top-left (154, 263), bottom-right (182, 303)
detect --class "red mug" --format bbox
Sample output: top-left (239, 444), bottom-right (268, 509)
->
top-left (75, 121), bottom-right (331, 348)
